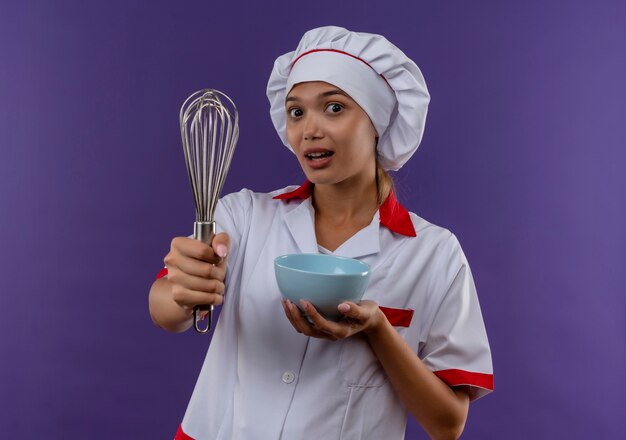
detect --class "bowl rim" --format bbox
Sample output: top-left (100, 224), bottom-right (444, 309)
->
top-left (274, 253), bottom-right (370, 277)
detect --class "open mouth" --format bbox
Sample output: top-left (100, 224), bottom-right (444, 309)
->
top-left (305, 151), bottom-right (334, 161)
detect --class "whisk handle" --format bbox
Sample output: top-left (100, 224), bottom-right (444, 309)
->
top-left (194, 221), bottom-right (216, 244)
top-left (193, 221), bottom-right (216, 334)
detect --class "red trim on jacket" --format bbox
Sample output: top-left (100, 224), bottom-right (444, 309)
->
top-left (273, 180), bottom-right (314, 201)
top-left (175, 424), bottom-right (195, 440)
top-left (273, 180), bottom-right (416, 237)
top-left (155, 267), bottom-right (168, 280)
top-left (433, 369), bottom-right (495, 391)
top-left (379, 306), bottom-right (414, 327)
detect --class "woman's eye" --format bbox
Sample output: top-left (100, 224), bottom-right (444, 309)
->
top-left (289, 108), bottom-right (303, 118)
top-left (326, 103), bottom-right (343, 113)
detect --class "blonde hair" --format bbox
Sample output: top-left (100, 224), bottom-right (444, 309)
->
top-left (374, 136), bottom-right (393, 205)
top-left (376, 159), bottom-right (393, 205)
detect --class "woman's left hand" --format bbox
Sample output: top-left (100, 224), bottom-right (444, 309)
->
top-left (281, 299), bottom-right (385, 340)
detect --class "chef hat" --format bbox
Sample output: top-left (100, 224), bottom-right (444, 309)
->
top-left (267, 26), bottom-right (430, 171)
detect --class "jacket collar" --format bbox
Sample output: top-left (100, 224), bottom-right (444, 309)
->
top-left (273, 180), bottom-right (416, 237)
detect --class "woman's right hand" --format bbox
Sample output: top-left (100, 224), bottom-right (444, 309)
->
top-left (163, 233), bottom-right (230, 312)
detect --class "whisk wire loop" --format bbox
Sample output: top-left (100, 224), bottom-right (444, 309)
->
top-left (180, 90), bottom-right (238, 223)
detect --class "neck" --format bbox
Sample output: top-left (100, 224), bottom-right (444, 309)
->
top-left (312, 174), bottom-right (379, 225)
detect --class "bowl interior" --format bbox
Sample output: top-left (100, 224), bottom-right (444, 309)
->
top-left (274, 253), bottom-right (369, 276)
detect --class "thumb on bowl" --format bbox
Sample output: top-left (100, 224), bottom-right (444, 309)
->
top-left (338, 303), bottom-right (351, 314)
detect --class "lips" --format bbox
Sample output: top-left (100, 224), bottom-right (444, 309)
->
top-left (303, 148), bottom-right (334, 169)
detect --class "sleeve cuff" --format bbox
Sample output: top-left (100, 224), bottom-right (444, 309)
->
top-left (155, 267), bottom-right (168, 280)
top-left (433, 369), bottom-right (494, 401)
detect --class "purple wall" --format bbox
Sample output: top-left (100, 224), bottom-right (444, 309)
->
top-left (1, 1), bottom-right (625, 438)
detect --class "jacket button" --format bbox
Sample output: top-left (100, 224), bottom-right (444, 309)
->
top-left (282, 371), bottom-right (296, 384)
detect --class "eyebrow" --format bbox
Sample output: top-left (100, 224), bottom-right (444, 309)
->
top-left (285, 89), bottom-right (351, 103)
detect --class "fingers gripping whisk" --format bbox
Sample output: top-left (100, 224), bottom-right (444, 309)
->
top-left (180, 90), bottom-right (239, 333)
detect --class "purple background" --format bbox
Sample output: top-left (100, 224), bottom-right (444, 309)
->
top-left (1, 0), bottom-right (624, 438)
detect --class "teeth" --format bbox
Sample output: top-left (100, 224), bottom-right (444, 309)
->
top-left (306, 151), bottom-right (332, 159)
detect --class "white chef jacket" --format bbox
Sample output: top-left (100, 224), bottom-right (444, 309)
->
top-left (160, 181), bottom-right (493, 440)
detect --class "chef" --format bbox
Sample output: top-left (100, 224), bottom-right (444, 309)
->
top-left (149, 26), bottom-right (494, 440)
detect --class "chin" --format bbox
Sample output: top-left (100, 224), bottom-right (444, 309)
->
top-left (306, 174), bottom-right (350, 187)
top-left (301, 168), bottom-right (335, 184)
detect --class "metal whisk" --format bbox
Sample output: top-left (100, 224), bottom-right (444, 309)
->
top-left (179, 89), bottom-right (239, 333)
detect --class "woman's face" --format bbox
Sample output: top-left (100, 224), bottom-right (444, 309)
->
top-left (285, 81), bottom-right (378, 186)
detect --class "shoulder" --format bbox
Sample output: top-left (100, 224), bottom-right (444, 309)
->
top-left (220, 185), bottom-right (306, 210)
top-left (408, 212), bottom-right (458, 245)
top-left (405, 211), bottom-right (468, 269)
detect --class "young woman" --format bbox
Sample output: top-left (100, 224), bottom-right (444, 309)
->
top-left (149, 26), bottom-right (493, 440)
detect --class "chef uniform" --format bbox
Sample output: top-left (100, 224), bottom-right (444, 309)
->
top-left (158, 26), bottom-right (494, 440)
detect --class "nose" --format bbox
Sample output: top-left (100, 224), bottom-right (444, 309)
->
top-left (302, 113), bottom-right (323, 141)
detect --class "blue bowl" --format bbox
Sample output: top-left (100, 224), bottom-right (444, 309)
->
top-left (274, 254), bottom-right (371, 321)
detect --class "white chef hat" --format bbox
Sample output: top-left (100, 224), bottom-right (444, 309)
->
top-left (267, 26), bottom-right (430, 171)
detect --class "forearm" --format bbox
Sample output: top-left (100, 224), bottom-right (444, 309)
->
top-left (365, 317), bottom-right (469, 440)
top-left (148, 277), bottom-right (193, 333)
